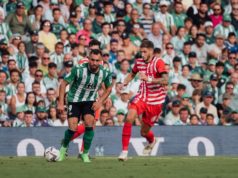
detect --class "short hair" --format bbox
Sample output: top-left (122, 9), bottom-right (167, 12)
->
top-left (53, 8), bottom-right (60, 14)
top-left (179, 107), bottom-right (189, 114)
top-left (100, 109), bottom-right (109, 115)
top-left (55, 42), bottom-right (64, 47)
top-left (206, 113), bottom-right (214, 118)
top-left (90, 49), bottom-right (102, 56)
top-left (177, 84), bottom-right (186, 90)
top-left (101, 22), bottom-right (110, 28)
top-left (32, 81), bottom-right (40, 86)
top-left (140, 40), bottom-right (154, 49)
top-left (89, 39), bottom-right (101, 47)
top-left (10, 68), bottom-right (20, 76)
top-left (24, 110), bottom-right (33, 115)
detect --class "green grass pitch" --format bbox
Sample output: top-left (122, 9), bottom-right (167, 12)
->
top-left (0, 156), bottom-right (238, 178)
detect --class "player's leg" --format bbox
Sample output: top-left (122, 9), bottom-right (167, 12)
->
top-left (59, 117), bottom-right (78, 161)
top-left (81, 114), bottom-right (95, 162)
top-left (141, 121), bottom-right (156, 155)
top-left (141, 104), bottom-right (162, 156)
top-left (58, 103), bottom-right (79, 161)
top-left (71, 124), bottom-right (85, 141)
top-left (118, 108), bottom-right (137, 161)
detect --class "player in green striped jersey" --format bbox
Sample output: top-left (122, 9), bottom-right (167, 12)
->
top-left (57, 49), bottom-right (113, 162)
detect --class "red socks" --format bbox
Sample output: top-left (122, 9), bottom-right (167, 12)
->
top-left (144, 130), bottom-right (155, 144)
top-left (71, 124), bottom-right (85, 141)
top-left (122, 122), bottom-right (132, 151)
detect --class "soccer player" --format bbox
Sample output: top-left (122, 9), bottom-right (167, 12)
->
top-left (57, 49), bottom-right (113, 162)
top-left (118, 40), bottom-right (168, 161)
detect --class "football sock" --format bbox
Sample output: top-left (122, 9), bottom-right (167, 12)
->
top-left (62, 129), bottom-right (75, 148)
top-left (83, 127), bottom-right (94, 154)
top-left (144, 130), bottom-right (155, 144)
top-left (71, 124), bottom-right (85, 140)
top-left (122, 122), bottom-right (132, 151)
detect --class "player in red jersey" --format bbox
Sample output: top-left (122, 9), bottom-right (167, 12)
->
top-left (118, 40), bottom-right (168, 161)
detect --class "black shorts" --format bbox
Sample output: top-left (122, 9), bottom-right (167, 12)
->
top-left (67, 101), bottom-right (95, 120)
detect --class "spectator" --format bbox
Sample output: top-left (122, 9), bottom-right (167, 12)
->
top-left (5, 2), bottom-right (32, 37)
top-left (12, 106), bottom-right (25, 127)
top-left (189, 114), bottom-right (200, 125)
top-left (28, 5), bottom-right (43, 31)
top-left (195, 90), bottom-right (218, 123)
top-left (175, 107), bottom-right (190, 125)
top-left (47, 106), bottom-right (59, 126)
top-left (206, 113), bottom-right (216, 125)
top-left (147, 22), bottom-right (163, 49)
top-left (214, 14), bottom-right (236, 39)
top-left (24, 92), bottom-right (36, 114)
top-left (21, 110), bottom-right (34, 127)
top-left (114, 109), bottom-right (125, 126)
top-left (96, 109), bottom-right (110, 126)
top-left (34, 106), bottom-right (50, 127)
top-left (38, 20), bottom-right (57, 52)
top-left (43, 62), bottom-right (59, 91)
top-left (26, 31), bottom-right (39, 56)
top-left (163, 100), bottom-right (181, 125)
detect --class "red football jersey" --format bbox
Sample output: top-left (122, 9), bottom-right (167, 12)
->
top-left (132, 56), bottom-right (167, 105)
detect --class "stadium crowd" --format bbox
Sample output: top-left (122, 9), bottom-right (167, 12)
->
top-left (0, 0), bottom-right (238, 127)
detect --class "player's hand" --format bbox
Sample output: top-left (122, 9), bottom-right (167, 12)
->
top-left (159, 78), bottom-right (168, 86)
top-left (57, 102), bottom-right (64, 113)
top-left (92, 100), bottom-right (102, 111)
top-left (139, 72), bottom-right (148, 81)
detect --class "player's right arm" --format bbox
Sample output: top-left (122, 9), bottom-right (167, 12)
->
top-left (123, 72), bottom-right (136, 86)
top-left (123, 59), bottom-right (138, 86)
top-left (58, 67), bottom-right (77, 113)
top-left (58, 80), bottom-right (68, 113)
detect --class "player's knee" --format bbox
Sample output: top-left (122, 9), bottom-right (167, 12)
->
top-left (140, 130), bottom-right (148, 137)
top-left (125, 115), bottom-right (134, 124)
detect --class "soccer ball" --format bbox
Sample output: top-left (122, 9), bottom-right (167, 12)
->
top-left (44, 146), bottom-right (60, 162)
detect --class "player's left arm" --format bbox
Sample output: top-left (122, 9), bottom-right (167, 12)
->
top-left (92, 72), bottom-right (113, 111)
top-left (140, 59), bottom-right (169, 85)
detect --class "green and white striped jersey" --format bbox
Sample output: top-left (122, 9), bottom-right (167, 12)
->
top-left (64, 63), bottom-right (112, 102)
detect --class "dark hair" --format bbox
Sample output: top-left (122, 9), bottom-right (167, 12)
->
top-left (189, 114), bottom-right (199, 120)
top-left (25, 92), bottom-right (37, 106)
top-left (101, 22), bottom-right (110, 28)
top-left (206, 113), bottom-right (214, 118)
top-left (40, 20), bottom-right (52, 31)
top-left (100, 109), bottom-right (109, 115)
top-left (53, 8), bottom-right (61, 14)
top-left (154, 48), bottom-right (161, 54)
top-left (29, 61), bottom-right (38, 68)
top-left (55, 41), bottom-right (64, 47)
top-left (24, 110), bottom-right (33, 115)
top-left (179, 107), bottom-right (189, 114)
top-left (140, 40), bottom-right (154, 49)
top-left (90, 49), bottom-right (102, 56)
top-left (10, 68), bottom-right (20, 76)
top-left (89, 39), bottom-right (101, 48)
top-left (177, 84), bottom-right (186, 90)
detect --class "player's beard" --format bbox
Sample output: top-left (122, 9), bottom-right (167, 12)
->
top-left (89, 64), bottom-right (99, 73)
top-left (143, 54), bottom-right (152, 63)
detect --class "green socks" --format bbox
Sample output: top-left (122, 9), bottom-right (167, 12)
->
top-left (62, 129), bottom-right (75, 148)
top-left (83, 127), bottom-right (94, 154)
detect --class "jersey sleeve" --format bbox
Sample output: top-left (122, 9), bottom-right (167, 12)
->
top-left (104, 72), bottom-right (113, 88)
top-left (156, 59), bottom-right (168, 74)
top-left (64, 66), bottom-right (77, 84)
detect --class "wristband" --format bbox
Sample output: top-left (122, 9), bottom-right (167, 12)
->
top-left (147, 76), bottom-right (153, 83)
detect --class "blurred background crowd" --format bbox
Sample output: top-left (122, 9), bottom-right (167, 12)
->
top-left (0, 0), bottom-right (238, 127)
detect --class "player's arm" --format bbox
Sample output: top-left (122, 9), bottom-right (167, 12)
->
top-left (58, 80), bottom-right (68, 113)
top-left (58, 67), bottom-right (76, 113)
top-left (92, 72), bottom-right (113, 111)
top-left (124, 71), bottom-right (137, 86)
